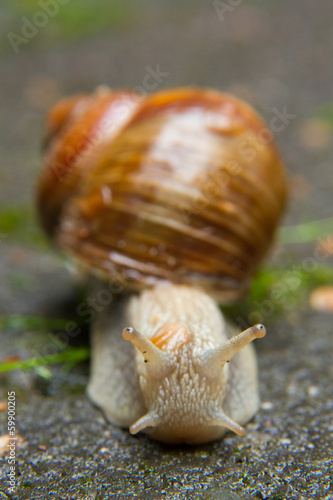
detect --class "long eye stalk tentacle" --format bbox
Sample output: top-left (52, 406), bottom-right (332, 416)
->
top-left (198, 324), bottom-right (266, 378)
top-left (122, 327), bottom-right (173, 378)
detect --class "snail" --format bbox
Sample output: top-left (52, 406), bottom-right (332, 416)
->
top-left (37, 86), bottom-right (287, 444)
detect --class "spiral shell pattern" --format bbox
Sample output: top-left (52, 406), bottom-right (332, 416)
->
top-left (38, 87), bottom-right (287, 302)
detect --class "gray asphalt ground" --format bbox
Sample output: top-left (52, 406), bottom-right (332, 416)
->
top-left (0, 1), bottom-right (332, 498)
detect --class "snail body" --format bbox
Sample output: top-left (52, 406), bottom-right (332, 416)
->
top-left (37, 86), bottom-right (287, 444)
top-left (88, 283), bottom-right (265, 444)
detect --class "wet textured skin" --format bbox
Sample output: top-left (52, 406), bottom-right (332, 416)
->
top-left (88, 284), bottom-right (261, 444)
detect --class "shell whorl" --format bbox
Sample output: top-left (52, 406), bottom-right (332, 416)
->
top-left (37, 86), bottom-right (140, 236)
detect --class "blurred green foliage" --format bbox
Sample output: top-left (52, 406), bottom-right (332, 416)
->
top-left (0, 205), bottom-right (48, 248)
top-left (0, 347), bottom-right (89, 374)
top-left (0, 314), bottom-right (69, 332)
top-left (250, 264), bottom-right (333, 306)
top-left (315, 102), bottom-right (333, 129)
top-left (2, 0), bottom-right (136, 54)
top-left (223, 263), bottom-right (333, 321)
top-left (0, 314), bottom-right (89, 376)
top-left (278, 216), bottom-right (333, 244)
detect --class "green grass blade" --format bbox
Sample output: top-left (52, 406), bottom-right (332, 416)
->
top-left (278, 217), bottom-right (333, 244)
top-left (0, 348), bottom-right (90, 373)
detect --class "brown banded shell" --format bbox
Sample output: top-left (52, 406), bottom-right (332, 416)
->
top-left (37, 87), bottom-right (287, 302)
top-left (37, 86), bottom-right (140, 236)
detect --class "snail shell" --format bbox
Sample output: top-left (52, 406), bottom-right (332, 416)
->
top-left (38, 86), bottom-right (286, 302)
top-left (37, 86), bottom-right (287, 443)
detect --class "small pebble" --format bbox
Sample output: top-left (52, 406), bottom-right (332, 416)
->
top-left (309, 286), bottom-right (333, 312)
top-left (278, 438), bottom-right (291, 445)
top-left (0, 402), bottom-right (8, 412)
top-left (194, 450), bottom-right (209, 458)
top-left (99, 447), bottom-right (110, 454)
top-left (307, 385), bottom-right (319, 397)
top-left (0, 435), bottom-right (12, 455)
top-left (261, 401), bottom-right (273, 410)
top-left (0, 434), bottom-right (25, 455)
